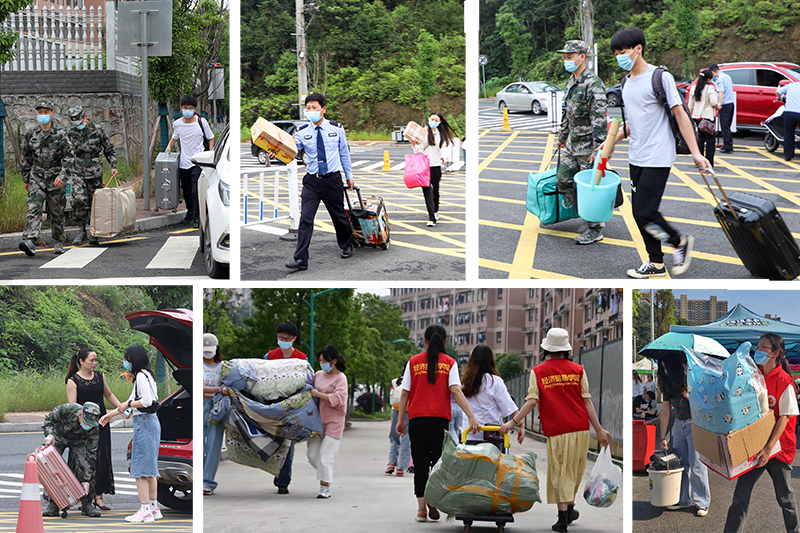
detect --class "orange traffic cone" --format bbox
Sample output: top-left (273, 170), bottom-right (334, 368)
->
top-left (16, 454), bottom-right (44, 533)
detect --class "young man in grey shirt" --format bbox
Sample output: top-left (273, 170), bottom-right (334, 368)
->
top-left (604, 27), bottom-right (711, 279)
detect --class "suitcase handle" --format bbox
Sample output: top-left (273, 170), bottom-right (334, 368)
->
top-left (344, 185), bottom-right (365, 217)
top-left (698, 167), bottom-right (735, 217)
top-left (460, 425), bottom-right (510, 449)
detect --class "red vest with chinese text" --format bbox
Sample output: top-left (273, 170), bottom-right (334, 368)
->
top-left (535, 358), bottom-right (589, 437)
top-left (408, 351), bottom-right (455, 420)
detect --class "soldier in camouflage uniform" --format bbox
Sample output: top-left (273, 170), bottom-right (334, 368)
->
top-left (19, 100), bottom-right (72, 256)
top-left (41, 401), bottom-right (102, 517)
top-left (556, 40), bottom-right (609, 245)
top-left (67, 105), bottom-right (118, 246)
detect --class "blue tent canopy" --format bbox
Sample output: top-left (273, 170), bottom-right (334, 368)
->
top-left (670, 303), bottom-right (800, 362)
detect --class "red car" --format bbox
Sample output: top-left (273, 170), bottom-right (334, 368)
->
top-left (125, 308), bottom-right (193, 511)
top-left (685, 62), bottom-right (800, 130)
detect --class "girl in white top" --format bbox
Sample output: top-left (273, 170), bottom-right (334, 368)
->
top-left (410, 112), bottom-right (456, 227)
top-left (632, 371), bottom-right (645, 399)
top-left (460, 345), bottom-right (521, 448)
top-left (688, 69), bottom-right (720, 167)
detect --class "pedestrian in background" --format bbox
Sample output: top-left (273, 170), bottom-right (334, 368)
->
top-left (776, 80), bottom-right (800, 161)
top-left (202, 333), bottom-right (227, 496)
top-left (409, 112), bottom-right (456, 227)
top-left (19, 99), bottom-right (71, 256)
top-left (386, 369), bottom-right (411, 477)
top-left (307, 345), bottom-right (349, 499)
top-left (632, 371), bottom-right (644, 398)
top-left (709, 64), bottom-right (735, 153)
top-left (688, 69), bottom-right (719, 167)
top-left (644, 373), bottom-right (657, 398)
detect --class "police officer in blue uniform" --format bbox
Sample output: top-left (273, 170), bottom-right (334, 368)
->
top-left (286, 92), bottom-right (355, 270)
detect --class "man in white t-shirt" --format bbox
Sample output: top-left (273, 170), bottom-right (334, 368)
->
top-left (605, 27), bottom-right (711, 279)
top-left (164, 96), bottom-right (214, 228)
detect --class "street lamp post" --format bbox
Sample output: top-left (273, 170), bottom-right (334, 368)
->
top-left (372, 338), bottom-right (409, 414)
top-left (303, 288), bottom-right (348, 369)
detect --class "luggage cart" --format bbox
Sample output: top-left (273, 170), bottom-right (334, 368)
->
top-left (455, 425), bottom-right (514, 533)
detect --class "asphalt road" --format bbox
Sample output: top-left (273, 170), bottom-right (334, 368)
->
top-left (0, 225), bottom-right (208, 280)
top-left (478, 99), bottom-right (800, 279)
top-left (204, 419), bottom-right (623, 533)
top-left (0, 430), bottom-right (191, 532)
top-left (239, 142), bottom-right (466, 280)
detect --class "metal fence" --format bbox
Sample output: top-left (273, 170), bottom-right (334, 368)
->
top-left (505, 338), bottom-right (624, 444)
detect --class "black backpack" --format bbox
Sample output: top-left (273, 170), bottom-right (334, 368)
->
top-left (620, 66), bottom-right (697, 155)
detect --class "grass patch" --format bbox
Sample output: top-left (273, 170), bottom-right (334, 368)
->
top-left (350, 408), bottom-right (392, 420)
top-left (0, 169), bottom-right (28, 233)
top-left (240, 126), bottom-right (252, 143)
top-left (347, 130), bottom-right (392, 142)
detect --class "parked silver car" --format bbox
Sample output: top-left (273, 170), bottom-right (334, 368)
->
top-left (496, 81), bottom-right (564, 114)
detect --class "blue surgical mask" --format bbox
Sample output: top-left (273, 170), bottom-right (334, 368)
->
top-left (123, 360), bottom-right (132, 371)
top-left (76, 122), bottom-right (87, 130)
top-left (616, 50), bottom-right (638, 71)
top-left (428, 120), bottom-right (440, 129)
top-left (277, 339), bottom-right (293, 350)
top-left (754, 350), bottom-right (771, 366)
top-left (80, 422), bottom-right (93, 431)
top-left (564, 60), bottom-right (579, 73)
top-left (321, 362), bottom-right (332, 372)
top-left (305, 110), bottom-right (321, 123)
top-left (182, 109), bottom-right (195, 119)
top-left (37, 115), bottom-right (51, 125)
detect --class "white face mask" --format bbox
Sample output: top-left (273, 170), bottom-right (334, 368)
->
top-left (203, 351), bottom-right (216, 359)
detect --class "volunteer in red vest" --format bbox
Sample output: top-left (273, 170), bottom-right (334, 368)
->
top-left (500, 328), bottom-right (611, 533)
top-left (724, 333), bottom-right (800, 532)
top-left (396, 324), bottom-right (479, 523)
top-left (263, 321), bottom-right (308, 494)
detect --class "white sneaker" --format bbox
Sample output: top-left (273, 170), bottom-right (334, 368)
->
top-left (434, 212), bottom-right (439, 221)
top-left (426, 221), bottom-right (435, 227)
top-left (151, 507), bottom-right (163, 520)
top-left (317, 485), bottom-right (331, 499)
top-left (696, 507), bottom-right (709, 517)
top-left (125, 508), bottom-right (154, 523)
top-left (672, 235), bottom-right (694, 276)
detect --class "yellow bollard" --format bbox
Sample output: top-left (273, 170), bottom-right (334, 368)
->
top-left (382, 150), bottom-right (391, 171)
top-left (502, 107), bottom-right (511, 131)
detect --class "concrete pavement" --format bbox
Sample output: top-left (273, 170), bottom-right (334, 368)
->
top-left (204, 419), bottom-right (623, 533)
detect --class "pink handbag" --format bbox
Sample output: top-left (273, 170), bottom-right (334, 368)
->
top-left (403, 153), bottom-right (431, 188)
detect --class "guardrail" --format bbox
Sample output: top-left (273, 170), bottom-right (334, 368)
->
top-left (241, 160), bottom-right (300, 235)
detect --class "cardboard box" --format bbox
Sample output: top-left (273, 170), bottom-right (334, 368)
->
top-left (251, 117), bottom-right (298, 164)
top-left (403, 121), bottom-right (426, 144)
top-left (692, 412), bottom-right (780, 480)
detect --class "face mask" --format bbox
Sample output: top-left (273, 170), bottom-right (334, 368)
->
top-left (203, 351), bottom-right (216, 359)
top-left (80, 422), bottom-right (93, 431)
top-left (305, 110), bottom-right (321, 123)
top-left (321, 362), bottom-right (332, 373)
top-left (564, 60), bottom-right (579, 73)
top-left (277, 339), bottom-right (293, 350)
top-left (123, 360), bottom-right (132, 371)
top-left (754, 350), bottom-right (771, 366)
top-left (616, 49), bottom-right (638, 71)
top-left (76, 122), bottom-right (87, 130)
top-left (182, 109), bottom-right (195, 119)
top-left (428, 120), bottom-right (440, 129)
top-left (37, 115), bottom-right (51, 125)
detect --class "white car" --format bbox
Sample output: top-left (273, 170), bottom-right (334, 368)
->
top-left (496, 81), bottom-right (563, 114)
top-left (194, 125), bottom-right (230, 279)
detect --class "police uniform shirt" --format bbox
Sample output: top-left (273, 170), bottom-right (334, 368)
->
top-left (293, 119), bottom-right (353, 180)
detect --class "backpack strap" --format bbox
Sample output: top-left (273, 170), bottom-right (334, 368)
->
top-left (651, 66), bottom-right (669, 109)
top-left (619, 75), bottom-right (629, 139)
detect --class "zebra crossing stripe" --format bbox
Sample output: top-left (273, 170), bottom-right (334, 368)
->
top-left (361, 162), bottom-right (384, 171)
top-left (40, 247), bottom-right (107, 268)
top-left (145, 236), bottom-right (200, 269)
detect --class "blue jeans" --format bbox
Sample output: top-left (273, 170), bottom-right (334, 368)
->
top-left (388, 410), bottom-right (410, 469)
top-left (449, 402), bottom-right (464, 444)
top-left (274, 441), bottom-right (295, 488)
top-left (724, 457), bottom-right (800, 532)
top-left (203, 399), bottom-right (224, 491)
top-left (672, 417), bottom-right (711, 508)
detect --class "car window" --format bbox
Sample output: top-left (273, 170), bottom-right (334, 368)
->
top-left (526, 82), bottom-right (544, 92)
top-left (756, 69), bottom-right (787, 87)
top-left (520, 85), bottom-right (532, 94)
top-left (725, 68), bottom-right (752, 85)
top-left (504, 84), bottom-right (517, 93)
top-left (213, 126), bottom-right (229, 166)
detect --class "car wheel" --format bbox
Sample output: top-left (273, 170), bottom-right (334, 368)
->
top-left (531, 101), bottom-right (542, 115)
top-left (157, 483), bottom-right (192, 511)
top-left (498, 101), bottom-right (507, 111)
top-left (204, 214), bottom-right (229, 279)
top-left (607, 93), bottom-right (619, 107)
top-left (257, 149), bottom-right (267, 165)
top-left (764, 133), bottom-right (779, 153)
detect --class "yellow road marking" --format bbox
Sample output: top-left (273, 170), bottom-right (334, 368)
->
top-left (479, 257), bottom-right (579, 279)
top-left (717, 157), bottom-right (800, 207)
top-left (479, 131), bottom-right (519, 174)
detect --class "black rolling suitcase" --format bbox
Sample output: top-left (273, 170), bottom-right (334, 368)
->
top-left (701, 168), bottom-right (800, 280)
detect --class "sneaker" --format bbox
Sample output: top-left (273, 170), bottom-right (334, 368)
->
top-left (426, 221), bottom-right (435, 227)
top-left (72, 228), bottom-right (87, 245)
top-left (203, 488), bottom-right (214, 495)
top-left (415, 511), bottom-right (427, 522)
top-left (396, 468), bottom-right (404, 477)
top-left (408, 466), bottom-right (415, 474)
top-left (696, 507), bottom-right (709, 517)
top-left (317, 485), bottom-right (331, 499)
top-left (151, 507), bottom-right (163, 520)
top-left (385, 464), bottom-right (395, 475)
top-left (42, 502), bottom-right (60, 517)
top-left (672, 235), bottom-right (694, 276)
top-left (53, 242), bottom-right (64, 255)
top-left (434, 212), bottom-right (439, 221)
top-left (627, 261), bottom-right (667, 279)
top-left (88, 228), bottom-right (99, 246)
top-left (575, 227), bottom-right (603, 245)
top-left (125, 508), bottom-right (154, 523)
top-left (277, 486), bottom-right (289, 495)
top-left (19, 239), bottom-right (35, 256)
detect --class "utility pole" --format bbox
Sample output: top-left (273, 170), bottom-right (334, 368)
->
top-left (295, 0), bottom-right (308, 119)
top-left (581, 0), bottom-right (594, 72)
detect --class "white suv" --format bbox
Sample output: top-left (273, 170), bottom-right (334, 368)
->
top-left (194, 125), bottom-right (230, 279)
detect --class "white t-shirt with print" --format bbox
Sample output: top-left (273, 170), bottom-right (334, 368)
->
top-left (172, 116), bottom-right (213, 169)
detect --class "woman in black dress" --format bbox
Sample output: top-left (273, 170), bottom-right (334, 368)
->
top-left (66, 347), bottom-right (124, 510)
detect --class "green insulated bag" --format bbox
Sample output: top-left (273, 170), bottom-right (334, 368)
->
top-left (526, 149), bottom-right (579, 225)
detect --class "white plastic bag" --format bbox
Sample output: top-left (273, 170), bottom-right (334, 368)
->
top-left (583, 446), bottom-right (621, 508)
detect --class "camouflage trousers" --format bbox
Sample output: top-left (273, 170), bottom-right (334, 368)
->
top-left (556, 152), bottom-right (604, 229)
top-left (69, 177), bottom-right (103, 226)
top-left (41, 438), bottom-right (97, 508)
top-left (23, 180), bottom-right (66, 242)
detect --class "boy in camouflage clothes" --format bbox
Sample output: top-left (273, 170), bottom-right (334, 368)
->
top-left (41, 401), bottom-right (102, 517)
top-left (67, 104), bottom-right (118, 246)
top-left (19, 100), bottom-right (72, 256)
top-left (555, 40), bottom-right (609, 245)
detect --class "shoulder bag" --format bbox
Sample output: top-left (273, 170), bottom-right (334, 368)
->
top-left (134, 373), bottom-right (160, 414)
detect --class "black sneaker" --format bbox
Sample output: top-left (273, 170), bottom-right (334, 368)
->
top-left (277, 486), bottom-right (289, 495)
top-left (627, 261), bottom-right (667, 279)
top-left (672, 235), bottom-right (694, 276)
top-left (42, 502), bottom-right (59, 517)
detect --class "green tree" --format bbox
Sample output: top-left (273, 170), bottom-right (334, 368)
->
top-left (416, 29), bottom-right (439, 113)
top-left (633, 289), bottom-right (679, 353)
top-left (495, 352), bottom-right (524, 380)
top-left (495, 4), bottom-right (532, 79)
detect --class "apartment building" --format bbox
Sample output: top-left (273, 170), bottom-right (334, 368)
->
top-left (674, 294), bottom-right (728, 325)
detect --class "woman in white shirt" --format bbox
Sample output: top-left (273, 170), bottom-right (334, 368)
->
top-left (460, 344), bottom-right (521, 449)
top-left (688, 69), bottom-right (719, 167)
top-left (410, 112), bottom-right (457, 227)
top-left (632, 371), bottom-right (645, 399)
top-left (100, 345), bottom-right (161, 523)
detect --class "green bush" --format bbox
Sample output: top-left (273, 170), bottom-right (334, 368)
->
top-left (0, 169), bottom-right (28, 234)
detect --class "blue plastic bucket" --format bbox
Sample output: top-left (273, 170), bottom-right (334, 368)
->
top-left (575, 168), bottom-right (621, 223)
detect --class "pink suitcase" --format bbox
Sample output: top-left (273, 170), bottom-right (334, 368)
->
top-left (35, 446), bottom-right (86, 513)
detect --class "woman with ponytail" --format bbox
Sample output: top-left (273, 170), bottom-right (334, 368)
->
top-left (66, 347), bottom-right (122, 510)
top-left (724, 333), bottom-right (800, 532)
top-left (396, 324), bottom-right (479, 523)
top-left (409, 112), bottom-right (456, 227)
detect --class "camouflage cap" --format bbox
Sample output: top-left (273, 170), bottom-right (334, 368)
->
top-left (35, 99), bottom-right (54, 111)
top-left (556, 40), bottom-right (589, 55)
top-left (68, 104), bottom-right (86, 126)
top-left (81, 401), bottom-right (101, 428)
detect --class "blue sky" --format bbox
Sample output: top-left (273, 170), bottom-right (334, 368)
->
top-left (674, 289), bottom-right (800, 325)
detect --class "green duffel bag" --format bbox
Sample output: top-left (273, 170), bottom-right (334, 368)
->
top-left (424, 431), bottom-right (541, 516)
top-left (526, 148), bottom-right (579, 225)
